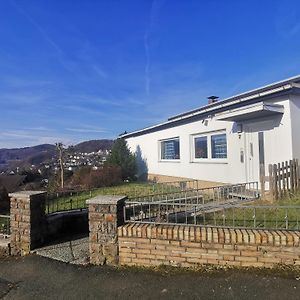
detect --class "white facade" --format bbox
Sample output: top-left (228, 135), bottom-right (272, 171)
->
top-left (123, 76), bottom-right (300, 186)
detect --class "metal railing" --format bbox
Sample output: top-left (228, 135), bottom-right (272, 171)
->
top-left (46, 191), bottom-right (90, 214)
top-left (0, 215), bottom-right (10, 236)
top-left (44, 179), bottom-right (206, 214)
top-left (128, 182), bottom-right (259, 204)
top-left (45, 181), bottom-right (259, 215)
top-left (124, 202), bottom-right (300, 230)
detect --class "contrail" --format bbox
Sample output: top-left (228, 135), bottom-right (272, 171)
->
top-left (9, 0), bottom-right (77, 74)
top-left (10, 0), bottom-right (63, 55)
top-left (144, 31), bottom-right (151, 96)
top-left (144, 0), bottom-right (166, 96)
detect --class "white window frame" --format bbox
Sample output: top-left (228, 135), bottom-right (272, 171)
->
top-left (192, 134), bottom-right (210, 162)
top-left (159, 137), bottom-right (181, 162)
top-left (191, 130), bottom-right (227, 163)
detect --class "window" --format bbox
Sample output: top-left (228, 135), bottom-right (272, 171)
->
top-left (160, 138), bottom-right (180, 160)
top-left (211, 134), bottom-right (227, 158)
top-left (192, 131), bottom-right (227, 161)
top-left (194, 136), bottom-right (208, 158)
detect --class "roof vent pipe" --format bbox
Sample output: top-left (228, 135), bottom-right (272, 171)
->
top-left (207, 96), bottom-right (219, 105)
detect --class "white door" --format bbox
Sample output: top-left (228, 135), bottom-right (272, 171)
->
top-left (245, 126), bottom-right (260, 183)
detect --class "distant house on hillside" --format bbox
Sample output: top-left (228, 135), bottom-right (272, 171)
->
top-left (121, 75), bottom-right (300, 188)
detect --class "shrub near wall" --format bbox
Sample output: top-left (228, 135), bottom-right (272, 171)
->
top-left (118, 224), bottom-right (300, 268)
top-left (70, 165), bottom-right (122, 189)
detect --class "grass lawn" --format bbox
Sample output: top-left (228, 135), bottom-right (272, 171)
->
top-left (46, 182), bottom-right (181, 214)
top-left (201, 193), bottom-right (300, 230)
top-left (45, 183), bottom-right (300, 231)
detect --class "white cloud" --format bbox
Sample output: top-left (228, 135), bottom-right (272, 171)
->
top-left (25, 126), bottom-right (51, 131)
top-left (1, 76), bottom-right (53, 88)
top-left (66, 127), bottom-right (106, 134)
top-left (0, 129), bottom-right (80, 148)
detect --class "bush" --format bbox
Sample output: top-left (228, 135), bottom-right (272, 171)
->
top-left (69, 167), bottom-right (90, 188)
top-left (86, 165), bottom-right (122, 189)
top-left (70, 165), bottom-right (122, 189)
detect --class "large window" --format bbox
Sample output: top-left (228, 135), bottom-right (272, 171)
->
top-left (192, 131), bottom-right (227, 161)
top-left (160, 138), bottom-right (180, 160)
top-left (194, 136), bottom-right (208, 158)
top-left (211, 134), bottom-right (227, 158)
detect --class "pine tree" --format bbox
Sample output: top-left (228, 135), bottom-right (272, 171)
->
top-left (107, 138), bottom-right (137, 181)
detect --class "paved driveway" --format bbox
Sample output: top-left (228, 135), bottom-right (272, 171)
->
top-left (0, 255), bottom-right (299, 300)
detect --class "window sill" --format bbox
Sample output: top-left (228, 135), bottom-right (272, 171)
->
top-left (159, 160), bottom-right (181, 163)
top-left (190, 160), bottom-right (228, 165)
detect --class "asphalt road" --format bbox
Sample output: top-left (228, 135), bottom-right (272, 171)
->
top-left (0, 255), bottom-right (299, 300)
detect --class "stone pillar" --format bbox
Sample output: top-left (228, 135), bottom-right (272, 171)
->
top-left (87, 195), bottom-right (126, 265)
top-left (9, 191), bottom-right (46, 256)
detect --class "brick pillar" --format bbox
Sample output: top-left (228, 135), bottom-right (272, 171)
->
top-left (9, 191), bottom-right (47, 256)
top-left (87, 195), bottom-right (126, 265)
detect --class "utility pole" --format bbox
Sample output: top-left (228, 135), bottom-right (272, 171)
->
top-left (56, 142), bottom-right (65, 189)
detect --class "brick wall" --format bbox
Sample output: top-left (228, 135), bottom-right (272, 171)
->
top-left (118, 224), bottom-right (300, 268)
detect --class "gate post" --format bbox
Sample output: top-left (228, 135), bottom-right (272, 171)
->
top-left (9, 191), bottom-right (47, 256)
top-left (260, 163), bottom-right (265, 198)
top-left (87, 195), bottom-right (126, 265)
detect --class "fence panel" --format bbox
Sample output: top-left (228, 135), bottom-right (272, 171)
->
top-left (264, 158), bottom-right (300, 200)
top-left (128, 182), bottom-right (259, 204)
top-left (125, 182), bottom-right (262, 226)
top-left (45, 180), bottom-right (201, 214)
top-left (124, 203), bottom-right (300, 231)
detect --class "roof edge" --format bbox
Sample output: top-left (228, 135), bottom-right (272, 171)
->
top-left (168, 74), bottom-right (300, 121)
top-left (121, 74), bottom-right (300, 139)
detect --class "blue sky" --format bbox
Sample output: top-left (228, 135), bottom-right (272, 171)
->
top-left (1, 0), bottom-right (300, 148)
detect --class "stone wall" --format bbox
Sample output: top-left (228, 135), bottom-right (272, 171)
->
top-left (9, 191), bottom-right (46, 256)
top-left (87, 195), bottom-right (126, 265)
top-left (119, 224), bottom-right (300, 268)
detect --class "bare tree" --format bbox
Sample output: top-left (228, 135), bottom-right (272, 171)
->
top-left (56, 142), bottom-right (65, 189)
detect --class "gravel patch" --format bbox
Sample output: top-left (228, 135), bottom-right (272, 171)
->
top-left (33, 237), bottom-right (89, 265)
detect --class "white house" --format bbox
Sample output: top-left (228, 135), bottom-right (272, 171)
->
top-left (121, 75), bottom-right (300, 187)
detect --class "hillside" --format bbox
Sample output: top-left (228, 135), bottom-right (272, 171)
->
top-left (0, 144), bottom-right (55, 163)
top-left (72, 139), bottom-right (113, 153)
top-left (0, 144), bottom-right (56, 171)
top-left (0, 139), bottom-right (114, 172)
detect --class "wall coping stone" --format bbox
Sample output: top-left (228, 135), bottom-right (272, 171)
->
top-left (119, 224), bottom-right (300, 269)
top-left (118, 223), bottom-right (300, 247)
top-left (86, 195), bottom-right (127, 205)
top-left (9, 191), bottom-right (46, 199)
